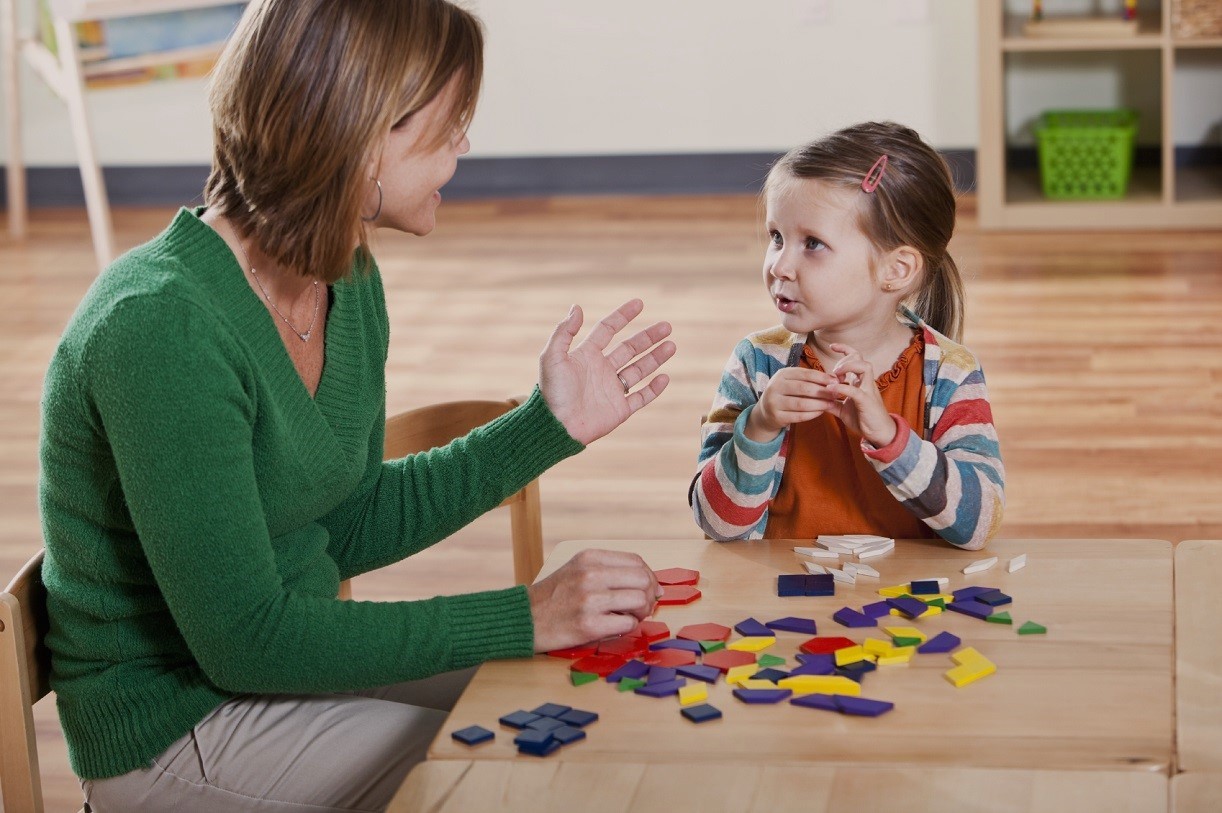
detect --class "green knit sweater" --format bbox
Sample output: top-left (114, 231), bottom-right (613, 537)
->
top-left (39, 208), bottom-right (583, 779)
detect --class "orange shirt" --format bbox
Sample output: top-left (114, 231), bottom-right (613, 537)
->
top-left (764, 332), bottom-right (938, 541)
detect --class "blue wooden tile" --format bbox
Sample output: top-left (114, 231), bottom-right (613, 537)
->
top-left (750, 667), bottom-right (790, 682)
top-left (681, 703), bottom-right (722, 723)
top-left (530, 702), bottom-right (572, 719)
top-left (525, 717), bottom-right (566, 733)
top-left (886, 596), bottom-right (929, 619)
top-left (789, 658), bottom-right (836, 677)
top-left (974, 589), bottom-right (1013, 606)
top-left (861, 601), bottom-right (892, 618)
top-left (647, 666), bottom-right (678, 685)
top-left (804, 574), bottom-right (835, 596)
top-left (551, 725), bottom-right (587, 745)
top-left (556, 708), bottom-right (598, 728)
top-left (952, 585), bottom-right (995, 601)
top-left (498, 710), bottom-right (541, 729)
top-left (513, 728), bottom-right (555, 748)
top-left (777, 574), bottom-right (807, 597)
top-left (451, 725), bottom-right (494, 746)
top-left (518, 737), bottom-right (563, 757)
top-left (909, 580), bottom-right (940, 595)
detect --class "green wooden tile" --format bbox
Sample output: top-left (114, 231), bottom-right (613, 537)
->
top-left (1017, 621), bottom-right (1047, 635)
top-left (570, 670), bottom-right (599, 686)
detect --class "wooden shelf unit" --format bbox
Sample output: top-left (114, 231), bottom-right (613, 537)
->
top-left (978, 0), bottom-right (1222, 230)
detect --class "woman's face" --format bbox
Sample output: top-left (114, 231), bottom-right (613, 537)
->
top-left (368, 77), bottom-right (471, 236)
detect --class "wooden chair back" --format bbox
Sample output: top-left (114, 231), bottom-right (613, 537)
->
top-left (338, 397), bottom-right (544, 599)
top-left (0, 549), bottom-right (56, 813)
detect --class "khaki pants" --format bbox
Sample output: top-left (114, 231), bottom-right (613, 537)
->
top-left (81, 667), bottom-right (476, 813)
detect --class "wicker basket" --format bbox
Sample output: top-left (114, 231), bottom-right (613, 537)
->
top-left (1173, 0), bottom-right (1222, 38)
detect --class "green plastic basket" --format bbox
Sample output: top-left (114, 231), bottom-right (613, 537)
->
top-left (1035, 109), bottom-right (1139, 200)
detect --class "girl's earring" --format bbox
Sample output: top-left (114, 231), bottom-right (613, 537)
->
top-left (362, 179), bottom-right (383, 222)
top-left (884, 283), bottom-right (892, 291)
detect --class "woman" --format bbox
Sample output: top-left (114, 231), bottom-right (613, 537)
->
top-left (38, 1), bottom-right (675, 810)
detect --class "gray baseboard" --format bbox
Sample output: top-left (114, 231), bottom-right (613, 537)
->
top-left (0, 149), bottom-right (979, 209)
top-left (4, 147), bottom-right (1216, 209)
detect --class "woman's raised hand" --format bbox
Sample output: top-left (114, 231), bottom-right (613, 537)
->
top-left (539, 299), bottom-right (675, 445)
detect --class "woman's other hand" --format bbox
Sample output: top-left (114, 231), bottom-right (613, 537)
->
top-left (539, 299), bottom-right (675, 445)
top-left (527, 549), bottom-right (662, 652)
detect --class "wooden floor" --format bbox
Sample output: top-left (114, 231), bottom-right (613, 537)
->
top-left (2, 196), bottom-right (1220, 808)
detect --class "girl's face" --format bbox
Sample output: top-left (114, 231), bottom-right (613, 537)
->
top-left (762, 177), bottom-right (892, 337)
top-left (368, 77), bottom-right (471, 236)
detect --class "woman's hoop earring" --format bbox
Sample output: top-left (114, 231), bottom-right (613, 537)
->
top-left (361, 179), bottom-right (383, 222)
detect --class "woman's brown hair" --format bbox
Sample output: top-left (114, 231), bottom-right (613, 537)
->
top-left (765, 122), bottom-right (966, 342)
top-left (205, 0), bottom-right (483, 283)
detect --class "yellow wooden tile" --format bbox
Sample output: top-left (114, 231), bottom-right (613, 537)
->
top-left (678, 683), bottom-right (708, 706)
top-left (727, 636), bottom-right (776, 652)
top-left (777, 675), bottom-right (862, 696)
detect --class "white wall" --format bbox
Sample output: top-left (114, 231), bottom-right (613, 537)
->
top-left (1, 0), bottom-right (1217, 167)
top-left (1, 0), bottom-right (977, 166)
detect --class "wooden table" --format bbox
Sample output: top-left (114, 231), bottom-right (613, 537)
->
top-left (429, 538), bottom-right (1174, 772)
top-left (391, 760), bottom-right (1169, 813)
top-left (1175, 540), bottom-right (1222, 773)
top-left (1172, 772), bottom-right (1222, 813)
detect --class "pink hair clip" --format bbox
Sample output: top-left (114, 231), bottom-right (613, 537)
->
top-left (861, 154), bottom-right (888, 193)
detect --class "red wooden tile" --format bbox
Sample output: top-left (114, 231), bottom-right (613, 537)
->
top-left (676, 623), bottom-right (732, 642)
top-left (798, 636), bottom-right (858, 655)
top-left (658, 585), bottom-right (702, 605)
top-left (570, 653), bottom-right (628, 677)
top-left (641, 648), bottom-right (698, 667)
top-left (701, 649), bottom-right (757, 673)
top-left (654, 567), bottom-right (700, 586)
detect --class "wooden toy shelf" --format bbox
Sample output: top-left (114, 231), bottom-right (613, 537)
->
top-left (978, 0), bottom-right (1222, 230)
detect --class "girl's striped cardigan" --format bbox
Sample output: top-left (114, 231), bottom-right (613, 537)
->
top-left (689, 309), bottom-right (1004, 550)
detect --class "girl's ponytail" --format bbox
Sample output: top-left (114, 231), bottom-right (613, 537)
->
top-left (910, 250), bottom-right (965, 343)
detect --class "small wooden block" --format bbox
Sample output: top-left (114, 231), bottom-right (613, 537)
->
top-left (777, 674), bottom-right (862, 696)
top-left (766, 617), bottom-right (818, 635)
top-left (739, 679), bottom-right (779, 690)
top-left (617, 677), bottom-right (646, 692)
top-left (834, 645), bottom-right (867, 666)
top-left (1018, 620), bottom-right (1047, 635)
top-left (798, 636), bottom-right (858, 655)
top-left (654, 567), bottom-right (700, 585)
top-left (571, 653), bottom-right (628, 677)
top-left (451, 725), bottom-right (494, 746)
top-left (556, 708), bottom-right (598, 728)
top-left (962, 556), bottom-right (998, 575)
top-left (802, 561), bottom-right (828, 575)
top-left (725, 663), bottom-right (759, 685)
top-left (641, 649), bottom-right (698, 668)
top-left (634, 678), bottom-right (687, 697)
top-left (833, 607), bottom-right (877, 628)
top-left (1008, 554), bottom-right (1028, 573)
top-left (750, 667), bottom-right (789, 682)
top-left (946, 600), bottom-right (993, 621)
top-left (732, 688), bottom-right (793, 704)
top-left (883, 626), bottom-right (927, 644)
top-left (606, 659), bottom-right (649, 683)
top-left (649, 638), bottom-right (704, 654)
top-left (699, 640), bottom-right (725, 653)
top-left (917, 631), bottom-right (961, 654)
top-left (677, 622), bottom-right (732, 642)
top-left (757, 653), bottom-right (788, 668)
top-left (702, 649), bottom-right (757, 673)
top-left (658, 585), bottom-right (702, 605)
top-left (986, 610), bottom-right (1013, 625)
top-left (680, 703), bottom-right (722, 723)
top-left (551, 726), bottom-right (586, 745)
top-left (790, 692), bottom-right (840, 712)
top-left (499, 710), bottom-right (542, 729)
top-left (678, 683), bottom-right (709, 706)
top-left (877, 584), bottom-right (910, 598)
top-left (835, 695), bottom-right (895, 717)
top-left (675, 663), bottom-right (722, 683)
top-left (727, 636), bottom-right (776, 653)
top-left (630, 620), bottom-right (671, 642)
top-left (531, 703), bottom-right (572, 719)
top-left (570, 671), bottom-right (599, 686)
top-left (733, 617), bottom-right (773, 637)
top-left (909, 579), bottom-right (940, 595)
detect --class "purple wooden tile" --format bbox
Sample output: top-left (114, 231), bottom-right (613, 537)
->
top-left (766, 616), bottom-right (819, 635)
top-left (917, 631), bottom-right (961, 654)
top-left (789, 658), bottom-right (837, 677)
top-left (751, 667), bottom-right (789, 682)
top-left (947, 600), bottom-right (993, 620)
top-left (974, 589), bottom-right (1013, 606)
top-left (735, 617), bottom-right (774, 637)
top-left (732, 688), bottom-right (793, 704)
top-left (606, 659), bottom-right (649, 683)
top-left (886, 596), bottom-right (929, 619)
top-left (634, 678), bottom-right (687, 697)
top-left (794, 652), bottom-right (837, 671)
top-left (952, 585), bottom-right (995, 601)
top-left (790, 693), bottom-right (839, 712)
top-left (649, 638), bottom-right (704, 654)
top-left (647, 666), bottom-right (678, 685)
top-left (835, 696), bottom-right (894, 717)
top-left (676, 663), bottom-right (721, 684)
top-left (861, 601), bottom-right (893, 618)
top-left (832, 607), bottom-right (878, 628)
top-left (909, 580), bottom-right (940, 595)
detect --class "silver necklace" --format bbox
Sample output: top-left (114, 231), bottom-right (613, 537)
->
top-left (232, 234), bottom-right (320, 343)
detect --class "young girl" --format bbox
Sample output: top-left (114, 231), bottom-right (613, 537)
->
top-left (690, 122), bottom-right (1003, 550)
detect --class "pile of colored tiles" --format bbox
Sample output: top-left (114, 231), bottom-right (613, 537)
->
top-left (451, 702), bottom-right (599, 756)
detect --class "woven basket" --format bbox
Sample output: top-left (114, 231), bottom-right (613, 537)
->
top-left (1173, 0), bottom-right (1222, 37)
